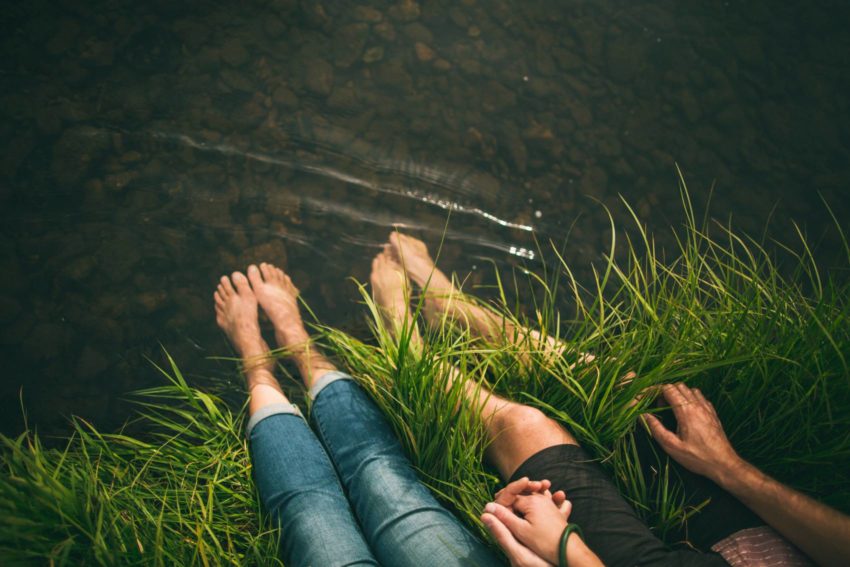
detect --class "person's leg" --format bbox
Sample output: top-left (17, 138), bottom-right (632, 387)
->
top-left (472, 385), bottom-right (727, 566)
top-left (215, 272), bottom-right (377, 567)
top-left (387, 232), bottom-right (595, 365)
top-left (371, 242), bottom-right (730, 566)
top-left (248, 260), bottom-right (502, 566)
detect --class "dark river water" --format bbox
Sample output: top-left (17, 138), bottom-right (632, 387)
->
top-left (1, 0), bottom-right (849, 436)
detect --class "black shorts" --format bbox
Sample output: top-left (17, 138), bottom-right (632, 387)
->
top-left (509, 442), bottom-right (759, 567)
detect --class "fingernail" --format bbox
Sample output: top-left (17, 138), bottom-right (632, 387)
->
top-left (484, 503), bottom-right (496, 514)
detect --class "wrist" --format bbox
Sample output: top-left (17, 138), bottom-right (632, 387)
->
top-left (565, 534), bottom-right (595, 566)
top-left (711, 454), bottom-right (752, 489)
top-left (550, 523), bottom-right (591, 566)
top-left (544, 520), bottom-right (568, 564)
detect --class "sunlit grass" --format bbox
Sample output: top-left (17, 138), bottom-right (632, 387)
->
top-left (0, 356), bottom-right (281, 566)
top-left (322, 184), bottom-right (850, 540)
top-left (2, 184), bottom-right (848, 564)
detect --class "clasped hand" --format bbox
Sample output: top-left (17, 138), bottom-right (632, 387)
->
top-left (481, 477), bottom-right (572, 567)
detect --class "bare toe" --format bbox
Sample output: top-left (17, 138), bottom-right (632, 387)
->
top-left (274, 266), bottom-right (287, 283)
top-left (260, 262), bottom-right (277, 283)
top-left (247, 264), bottom-right (263, 287)
top-left (214, 290), bottom-right (225, 307)
top-left (220, 275), bottom-right (235, 295)
top-left (232, 271), bottom-right (252, 294)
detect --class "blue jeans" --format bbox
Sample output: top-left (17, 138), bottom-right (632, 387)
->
top-left (247, 371), bottom-right (502, 567)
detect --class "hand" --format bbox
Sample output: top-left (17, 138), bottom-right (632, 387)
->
top-left (481, 510), bottom-right (554, 567)
top-left (483, 478), bottom-right (571, 566)
top-left (494, 477), bottom-right (569, 518)
top-left (484, 493), bottom-right (570, 565)
top-left (642, 383), bottom-right (743, 482)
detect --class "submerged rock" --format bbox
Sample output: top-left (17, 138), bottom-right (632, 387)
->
top-left (374, 21), bottom-right (397, 41)
top-left (388, 0), bottom-right (420, 22)
top-left (448, 7), bottom-right (468, 28)
top-left (362, 46), bottom-right (384, 63)
top-left (334, 23), bottom-right (369, 67)
top-left (403, 23), bottom-right (433, 44)
top-left (328, 83), bottom-right (360, 110)
top-left (272, 85), bottom-right (299, 107)
top-left (480, 81), bottom-right (516, 112)
top-left (433, 58), bottom-right (452, 71)
top-left (242, 239), bottom-right (287, 267)
top-left (414, 42), bottom-right (436, 62)
top-left (303, 57), bottom-right (334, 96)
top-left (220, 68), bottom-right (255, 92)
top-left (353, 5), bottom-right (383, 23)
top-left (373, 60), bottom-right (413, 92)
top-left (136, 290), bottom-right (169, 314)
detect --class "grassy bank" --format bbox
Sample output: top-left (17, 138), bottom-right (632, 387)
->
top-left (3, 191), bottom-right (849, 564)
top-left (0, 359), bottom-right (281, 566)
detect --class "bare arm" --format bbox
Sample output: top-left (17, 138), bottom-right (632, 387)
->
top-left (643, 383), bottom-right (850, 567)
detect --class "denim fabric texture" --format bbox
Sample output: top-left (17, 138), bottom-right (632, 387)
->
top-left (249, 373), bottom-right (502, 567)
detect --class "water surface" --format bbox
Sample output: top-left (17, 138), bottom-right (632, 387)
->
top-left (1, 0), bottom-right (848, 435)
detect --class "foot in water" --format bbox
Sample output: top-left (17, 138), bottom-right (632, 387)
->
top-left (387, 231), bottom-right (570, 360)
top-left (387, 231), bottom-right (482, 333)
top-left (371, 247), bottom-right (421, 344)
top-left (247, 262), bottom-right (338, 387)
top-left (214, 272), bottom-right (274, 373)
top-left (387, 232), bottom-right (454, 293)
top-left (246, 262), bottom-right (309, 346)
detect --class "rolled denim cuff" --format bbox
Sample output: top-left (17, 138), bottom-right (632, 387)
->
top-left (309, 370), bottom-right (354, 400)
top-left (245, 402), bottom-right (304, 438)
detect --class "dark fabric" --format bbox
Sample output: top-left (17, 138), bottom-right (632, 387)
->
top-left (510, 444), bottom-right (729, 567)
top-left (632, 412), bottom-right (763, 550)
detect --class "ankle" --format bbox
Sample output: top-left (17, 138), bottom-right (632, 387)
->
top-left (275, 326), bottom-right (311, 350)
top-left (416, 268), bottom-right (452, 292)
top-left (240, 346), bottom-right (271, 368)
top-left (244, 367), bottom-right (278, 388)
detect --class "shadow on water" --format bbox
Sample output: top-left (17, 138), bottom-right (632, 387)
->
top-left (1, 0), bottom-right (849, 436)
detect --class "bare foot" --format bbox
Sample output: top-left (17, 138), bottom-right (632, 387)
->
top-left (214, 272), bottom-right (273, 373)
top-left (247, 262), bottom-right (338, 388)
top-left (387, 231), bottom-right (570, 361)
top-left (246, 263), bottom-right (309, 346)
top-left (371, 248), bottom-right (419, 339)
top-left (388, 231), bottom-right (493, 333)
top-left (387, 232), bottom-right (454, 292)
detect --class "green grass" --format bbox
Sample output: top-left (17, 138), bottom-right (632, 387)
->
top-left (0, 357), bottom-right (281, 566)
top-left (2, 186), bottom-right (848, 564)
top-left (321, 186), bottom-right (850, 540)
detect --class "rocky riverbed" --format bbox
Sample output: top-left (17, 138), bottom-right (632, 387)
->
top-left (1, 0), bottom-right (848, 436)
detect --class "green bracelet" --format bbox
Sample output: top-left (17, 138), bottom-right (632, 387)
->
top-left (558, 523), bottom-right (584, 567)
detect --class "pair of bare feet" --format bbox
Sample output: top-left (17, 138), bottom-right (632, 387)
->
top-left (214, 233), bottom-right (453, 392)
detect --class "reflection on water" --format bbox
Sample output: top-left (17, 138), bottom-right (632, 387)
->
top-left (1, 0), bottom-right (848, 436)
